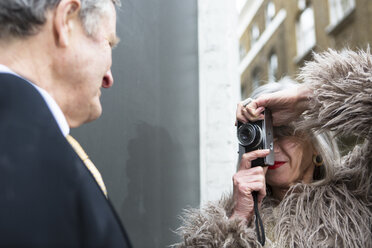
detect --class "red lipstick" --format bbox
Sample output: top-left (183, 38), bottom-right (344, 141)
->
top-left (268, 161), bottom-right (286, 170)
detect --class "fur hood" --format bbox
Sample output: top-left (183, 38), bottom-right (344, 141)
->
top-left (174, 49), bottom-right (372, 247)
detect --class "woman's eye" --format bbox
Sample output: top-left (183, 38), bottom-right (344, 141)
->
top-left (274, 126), bottom-right (295, 137)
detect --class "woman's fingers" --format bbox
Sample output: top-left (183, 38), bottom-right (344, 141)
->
top-left (233, 169), bottom-right (266, 188)
top-left (239, 149), bottom-right (270, 170)
top-left (233, 166), bottom-right (267, 197)
top-left (231, 166), bottom-right (267, 221)
top-left (237, 181), bottom-right (266, 197)
top-left (233, 169), bottom-right (264, 186)
top-left (236, 102), bottom-right (249, 123)
top-left (242, 104), bottom-right (264, 122)
top-left (253, 86), bottom-right (311, 126)
top-left (243, 104), bottom-right (264, 120)
top-left (236, 100), bottom-right (265, 124)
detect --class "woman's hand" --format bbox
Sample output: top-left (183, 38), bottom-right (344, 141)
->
top-left (230, 149), bottom-right (269, 222)
top-left (236, 85), bottom-right (312, 126)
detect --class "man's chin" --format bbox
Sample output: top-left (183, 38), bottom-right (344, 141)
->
top-left (78, 108), bottom-right (102, 127)
top-left (67, 104), bottom-right (102, 128)
top-left (87, 106), bottom-right (103, 123)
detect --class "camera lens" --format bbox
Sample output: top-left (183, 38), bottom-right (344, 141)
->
top-left (238, 124), bottom-right (255, 145)
top-left (237, 123), bottom-right (262, 148)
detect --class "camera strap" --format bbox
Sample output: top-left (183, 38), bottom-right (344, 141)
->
top-left (252, 191), bottom-right (265, 246)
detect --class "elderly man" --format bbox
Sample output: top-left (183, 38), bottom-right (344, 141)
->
top-left (0, 0), bottom-right (131, 247)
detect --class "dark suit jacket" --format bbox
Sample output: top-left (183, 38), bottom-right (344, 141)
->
top-left (0, 73), bottom-right (132, 248)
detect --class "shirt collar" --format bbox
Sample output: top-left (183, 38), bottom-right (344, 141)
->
top-left (0, 64), bottom-right (70, 136)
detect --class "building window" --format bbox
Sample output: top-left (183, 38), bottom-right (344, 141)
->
top-left (252, 68), bottom-right (261, 91)
top-left (268, 52), bottom-right (278, 82)
top-left (265, 1), bottom-right (276, 27)
top-left (298, 0), bottom-right (306, 10)
top-left (239, 43), bottom-right (246, 61)
top-left (250, 24), bottom-right (260, 47)
top-left (241, 83), bottom-right (248, 100)
top-left (296, 5), bottom-right (316, 57)
top-left (328, 0), bottom-right (355, 25)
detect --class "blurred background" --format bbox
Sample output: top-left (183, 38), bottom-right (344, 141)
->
top-left (72, 0), bottom-right (372, 247)
top-left (238, 0), bottom-right (372, 98)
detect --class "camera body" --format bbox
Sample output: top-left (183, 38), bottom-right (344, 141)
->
top-left (237, 109), bottom-right (274, 167)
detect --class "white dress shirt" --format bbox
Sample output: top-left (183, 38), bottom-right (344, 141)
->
top-left (0, 64), bottom-right (70, 136)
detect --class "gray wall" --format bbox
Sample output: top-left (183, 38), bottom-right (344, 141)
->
top-left (71, 1), bottom-right (199, 247)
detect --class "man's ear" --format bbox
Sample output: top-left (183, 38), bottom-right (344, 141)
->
top-left (53, 0), bottom-right (81, 47)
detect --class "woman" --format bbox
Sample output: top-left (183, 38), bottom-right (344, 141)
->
top-left (175, 49), bottom-right (372, 247)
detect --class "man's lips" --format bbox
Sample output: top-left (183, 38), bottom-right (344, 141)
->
top-left (268, 161), bottom-right (286, 170)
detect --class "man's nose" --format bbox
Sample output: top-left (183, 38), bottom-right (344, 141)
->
top-left (102, 69), bottom-right (114, 88)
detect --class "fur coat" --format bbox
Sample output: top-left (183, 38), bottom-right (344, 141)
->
top-left (174, 49), bottom-right (372, 247)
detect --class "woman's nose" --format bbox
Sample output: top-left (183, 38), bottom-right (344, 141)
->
top-left (102, 69), bottom-right (114, 88)
top-left (273, 139), bottom-right (281, 153)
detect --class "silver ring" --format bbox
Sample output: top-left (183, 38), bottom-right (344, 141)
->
top-left (241, 98), bottom-right (253, 107)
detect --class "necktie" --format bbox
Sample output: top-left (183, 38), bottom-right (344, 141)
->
top-left (66, 134), bottom-right (108, 198)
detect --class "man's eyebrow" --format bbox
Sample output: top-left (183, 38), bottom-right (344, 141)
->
top-left (110, 35), bottom-right (120, 48)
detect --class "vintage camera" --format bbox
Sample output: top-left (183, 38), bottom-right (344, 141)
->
top-left (237, 109), bottom-right (274, 167)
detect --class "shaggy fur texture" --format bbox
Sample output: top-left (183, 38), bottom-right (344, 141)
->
top-left (173, 49), bottom-right (372, 248)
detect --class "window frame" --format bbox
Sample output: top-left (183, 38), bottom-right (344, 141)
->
top-left (265, 1), bottom-right (276, 28)
top-left (295, 4), bottom-right (316, 59)
top-left (328, 0), bottom-right (356, 26)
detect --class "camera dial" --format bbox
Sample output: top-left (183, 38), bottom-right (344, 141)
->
top-left (237, 123), bottom-right (262, 148)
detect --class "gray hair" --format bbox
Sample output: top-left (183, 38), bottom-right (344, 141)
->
top-left (0, 0), bottom-right (121, 39)
top-left (249, 77), bottom-right (340, 185)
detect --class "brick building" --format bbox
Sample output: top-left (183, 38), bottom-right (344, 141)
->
top-left (238, 0), bottom-right (372, 98)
